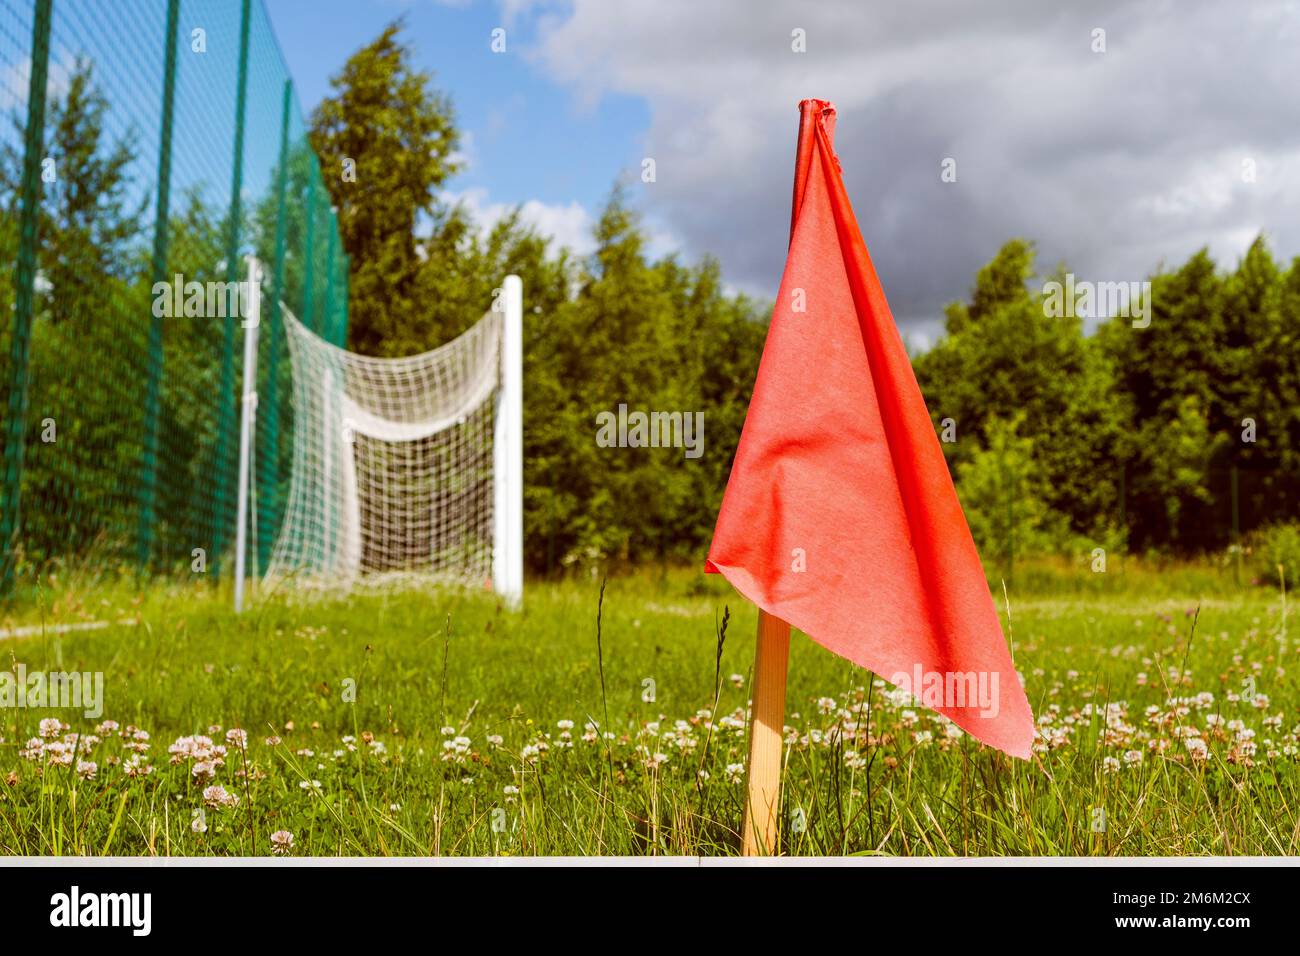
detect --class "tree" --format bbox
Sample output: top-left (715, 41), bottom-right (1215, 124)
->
top-left (1097, 249), bottom-right (1228, 549)
top-left (954, 416), bottom-right (1074, 578)
top-left (0, 59), bottom-right (148, 565)
top-left (309, 20), bottom-right (460, 356)
top-left (915, 240), bottom-right (1126, 546)
top-left (1221, 238), bottom-right (1292, 534)
top-left (0, 59), bottom-right (145, 323)
top-left (520, 189), bottom-right (764, 572)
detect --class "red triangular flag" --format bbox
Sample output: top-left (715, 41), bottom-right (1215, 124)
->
top-left (706, 100), bottom-right (1034, 759)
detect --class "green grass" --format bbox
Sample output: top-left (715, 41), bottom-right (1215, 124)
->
top-left (0, 558), bottom-right (1293, 856)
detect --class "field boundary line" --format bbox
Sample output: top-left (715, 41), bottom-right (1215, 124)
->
top-left (0, 619), bottom-right (137, 642)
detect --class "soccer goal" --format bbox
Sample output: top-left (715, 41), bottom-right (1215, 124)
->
top-left (235, 261), bottom-right (523, 607)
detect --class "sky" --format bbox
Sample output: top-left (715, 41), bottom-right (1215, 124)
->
top-left (268, 0), bottom-right (1300, 346)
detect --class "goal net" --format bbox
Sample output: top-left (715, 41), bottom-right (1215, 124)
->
top-left (262, 278), bottom-right (523, 602)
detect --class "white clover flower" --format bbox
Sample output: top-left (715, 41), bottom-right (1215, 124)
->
top-left (885, 688), bottom-right (914, 708)
top-left (123, 754), bottom-right (154, 777)
top-left (270, 830), bottom-right (294, 855)
top-left (440, 736), bottom-right (472, 762)
top-left (203, 785), bottom-right (238, 808)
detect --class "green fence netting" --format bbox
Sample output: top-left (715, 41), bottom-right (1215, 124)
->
top-left (0, 0), bottom-right (349, 597)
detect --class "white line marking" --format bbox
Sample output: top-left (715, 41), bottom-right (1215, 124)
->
top-left (0, 619), bottom-right (135, 641)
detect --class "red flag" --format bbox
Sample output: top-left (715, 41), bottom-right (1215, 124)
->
top-left (706, 100), bottom-right (1034, 759)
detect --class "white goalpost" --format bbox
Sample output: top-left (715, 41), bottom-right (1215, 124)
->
top-left (234, 261), bottom-right (523, 608)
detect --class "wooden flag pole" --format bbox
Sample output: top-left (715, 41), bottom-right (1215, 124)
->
top-left (742, 609), bottom-right (791, 854)
top-left (739, 101), bottom-right (822, 856)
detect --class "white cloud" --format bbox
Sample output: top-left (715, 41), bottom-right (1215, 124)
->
top-left (444, 186), bottom-right (598, 256)
top-left (0, 49), bottom-right (79, 113)
top-left (446, 129), bottom-right (476, 174)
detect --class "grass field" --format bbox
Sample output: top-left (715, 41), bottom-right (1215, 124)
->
top-left (0, 558), bottom-right (1294, 856)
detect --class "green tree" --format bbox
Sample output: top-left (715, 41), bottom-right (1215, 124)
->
top-left (0, 60), bottom-right (148, 568)
top-left (954, 416), bottom-right (1074, 577)
top-left (1097, 249), bottom-right (1228, 549)
top-left (915, 240), bottom-right (1125, 545)
top-left (0, 59), bottom-right (146, 322)
top-left (1220, 238), bottom-right (1291, 534)
top-left (308, 21), bottom-right (461, 357)
top-left (521, 190), bottom-right (764, 572)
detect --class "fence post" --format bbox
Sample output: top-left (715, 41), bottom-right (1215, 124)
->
top-left (136, 0), bottom-right (181, 573)
top-left (323, 216), bottom-right (338, 342)
top-left (1117, 460), bottom-right (1127, 574)
top-left (0, 0), bottom-right (53, 597)
top-left (302, 174), bottom-right (317, 330)
top-left (257, 78), bottom-right (293, 573)
top-left (1231, 464), bottom-right (1241, 585)
top-left (213, 0), bottom-right (253, 576)
top-left (999, 442), bottom-right (1015, 584)
top-left (234, 257), bottom-right (261, 613)
top-left (340, 253), bottom-right (351, 347)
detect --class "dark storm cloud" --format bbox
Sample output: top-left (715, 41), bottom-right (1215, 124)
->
top-left (532, 0), bottom-right (1300, 343)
